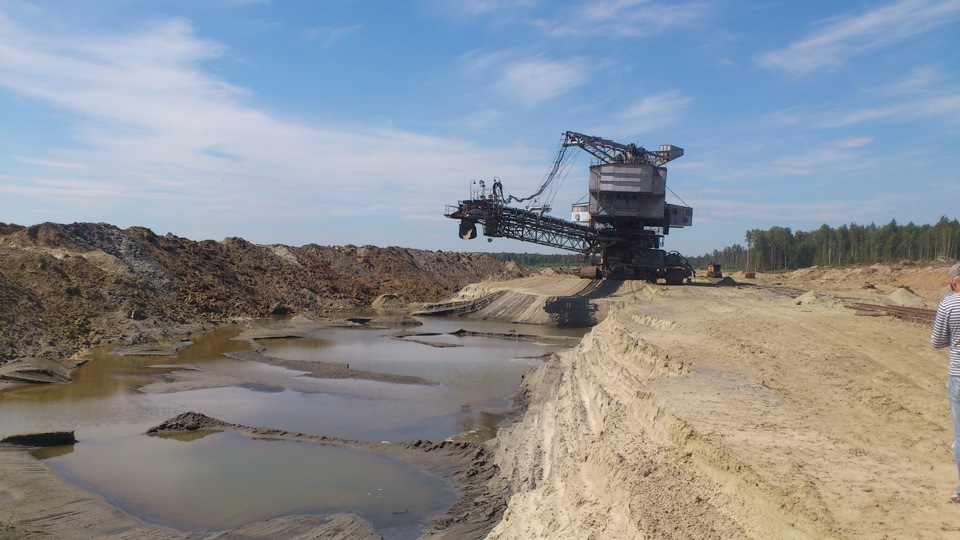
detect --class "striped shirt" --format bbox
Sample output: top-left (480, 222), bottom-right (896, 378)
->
top-left (932, 293), bottom-right (960, 377)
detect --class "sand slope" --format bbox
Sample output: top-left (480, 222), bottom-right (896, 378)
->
top-left (487, 271), bottom-right (959, 538)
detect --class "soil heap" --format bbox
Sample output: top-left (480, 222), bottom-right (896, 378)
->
top-left (0, 222), bottom-right (517, 375)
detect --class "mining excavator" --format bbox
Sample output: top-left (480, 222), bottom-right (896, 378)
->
top-left (445, 131), bottom-right (695, 283)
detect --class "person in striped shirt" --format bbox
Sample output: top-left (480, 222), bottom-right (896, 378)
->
top-left (932, 262), bottom-right (960, 504)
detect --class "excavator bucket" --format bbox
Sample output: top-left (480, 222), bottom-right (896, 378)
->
top-left (459, 221), bottom-right (478, 240)
top-left (579, 266), bottom-right (602, 279)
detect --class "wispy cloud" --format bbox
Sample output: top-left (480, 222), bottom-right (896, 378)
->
top-left (428, 0), bottom-right (706, 38)
top-left (622, 91), bottom-right (690, 131)
top-left (761, 140), bottom-right (878, 176)
top-left (461, 50), bottom-right (589, 107)
top-left (220, 0), bottom-right (270, 6)
top-left (753, 63), bottom-right (960, 131)
top-left (817, 93), bottom-right (960, 128)
top-left (834, 137), bottom-right (873, 149)
top-left (0, 14), bottom-right (541, 240)
top-left (446, 0), bottom-right (539, 17)
top-left (543, 0), bottom-right (708, 37)
top-left (12, 157), bottom-right (90, 169)
top-left (493, 56), bottom-right (589, 107)
top-left (760, 0), bottom-right (960, 76)
top-left (595, 90), bottom-right (691, 138)
top-left (460, 49), bottom-right (512, 73)
top-left (301, 24), bottom-right (363, 47)
top-left (0, 18), bottom-right (237, 127)
top-left (698, 198), bottom-right (852, 222)
top-left (696, 190), bottom-right (931, 230)
top-left (883, 65), bottom-right (949, 95)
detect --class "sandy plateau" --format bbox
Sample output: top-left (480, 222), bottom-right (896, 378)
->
top-left (2, 263), bottom-right (960, 538)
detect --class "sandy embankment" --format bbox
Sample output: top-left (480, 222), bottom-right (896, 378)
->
top-left (416, 274), bottom-right (651, 326)
top-left (486, 269), bottom-right (960, 538)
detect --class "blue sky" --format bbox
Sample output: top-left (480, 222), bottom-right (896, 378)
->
top-left (1, 0), bottom-right (958, 257)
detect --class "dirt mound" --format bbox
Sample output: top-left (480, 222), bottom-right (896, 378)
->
top-left (883, 287), bottom-right (930, 308)
top-left (0, 431), bottom-right (76, 447)
top-left (0, 357), bottom-right (77, 385)
top-left (794, 290), bottom-right (844, 308)
top-left (418, 276), bottom-right (641, 328)
top-left (147, 412), bottom-right (228, 433)
top-left (746, 264), bottom-right (951, 304)
top-left (0, 222), bottom-right (517, 373)
top-left (371, 293), bottom-right (405, 308)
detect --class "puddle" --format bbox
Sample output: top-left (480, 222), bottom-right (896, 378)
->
top-left (34, 431), bottom-right (455, 538)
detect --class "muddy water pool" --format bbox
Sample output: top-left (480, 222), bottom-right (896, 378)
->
top-left (0, 316), bottom-right (584, 537)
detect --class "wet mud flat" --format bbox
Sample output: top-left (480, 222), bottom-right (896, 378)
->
top-left (146, 411), bottom-right (510, 538)
top-left (0, 421), bottom-right (497, 540)
top-left (0, 312), bottom-right (577, 539)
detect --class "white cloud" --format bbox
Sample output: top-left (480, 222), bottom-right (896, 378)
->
top-left (493, 56), bottom-right (589, 107)
top-left (12, 157), bottom-right (89, 169)
top-left (692, 190), bottom-right (936, 234)
top-left (425, 0), bottom-right (539, 19)
top-left (700, 198), bottom-right (851, 222)
top-left (817, 94), bottom-right (960, 128)
top-left (762, 143), bottom-right (877, 176)
top-left (622, 91), bottom-right (690, 130)
top-left (596, 90), bottom-right (691, 137)
top-left (834, 137), bottom-right (873, 149)
top-left (544, 0), bottom-right (708, 37)
top-left (460, 109), bottom-right (504, 130)
top-left (460, 49), bottom-right (511, 73)
top-left (760, 0), bottom-right (960, 76)
top-left (221, 0), bottom-right (270, 6)
top-left (884, 65), bottom-right (949, 95)
top-left (753, 65), bottom-right (960, 131)
top-left (301, 24), bottom-right (363, 47)
top-left (427, 0), bottom-right (706, 39)
top-left (0, 14), bottom-right (544, 241)
top-left (460, 49), bottom-right (589, 107)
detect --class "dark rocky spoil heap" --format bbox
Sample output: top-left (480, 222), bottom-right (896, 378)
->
top-left (0, 222), bottom-right (517, 366)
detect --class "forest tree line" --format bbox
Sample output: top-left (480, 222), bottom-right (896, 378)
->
top-left (487, 252), bottom-right (581, 268)
top-left (687, 217), bottom-right (960, 271)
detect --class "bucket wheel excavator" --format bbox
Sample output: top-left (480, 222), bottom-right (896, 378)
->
top-left (445, 131), bottom-right (695, 283)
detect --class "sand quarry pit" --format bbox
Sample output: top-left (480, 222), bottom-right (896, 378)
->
top-left (1, 264), bottom-right (959, 538)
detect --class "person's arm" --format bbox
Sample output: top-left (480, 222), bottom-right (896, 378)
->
top-left (932, 302), bottom-right (951, 349)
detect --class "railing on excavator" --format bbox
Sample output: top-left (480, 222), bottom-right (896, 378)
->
top-left (446, 199), bottom-right (695, 283)
top-left (445, 199), bottom-right (607, 254)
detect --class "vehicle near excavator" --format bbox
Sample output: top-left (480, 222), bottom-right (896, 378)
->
top-left (705, 263), bottom-right (723, 278)
top-left (445, 131), bottom-right (695, 283)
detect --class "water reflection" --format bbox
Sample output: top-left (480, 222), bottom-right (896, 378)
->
top-left (1, 316), bottom-right (583, 536)
top-left (0, 327), bottom-right (253, 439)
top-left (35, 432), bottom-right (456, 536)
